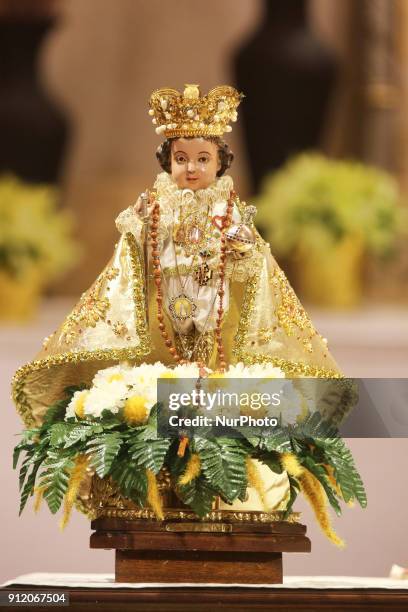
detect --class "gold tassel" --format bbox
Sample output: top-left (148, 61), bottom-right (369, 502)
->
top-left (179, 453), bottom-right (201, 486)
top-left (323, 463), bottom-right (343, 498)
top-left (146, 469), bottom-right (164, 520)
top-left (60, 454), bottom-right (89, 530)
top-left (280, 452), bottom-right (304, 478)
top-left (300, 469), bottom-right (345, 548)
top-left (246, 457), bottom-right (267, 510)
top-left (33, 486), bottom-right (45, 513)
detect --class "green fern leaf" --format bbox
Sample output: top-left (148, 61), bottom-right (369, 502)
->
top-left (318, 437), bottom-right (367, 507)
top-left (38, 453), bottom-right (74, 514)
top-left (110, 460), bottom-right (148, 505)
top-left (193, 437), bottom-right (247, 503)
top-left (19, 460), bottom-right (42, 515)
top-left (176, 474), bottom-right (216, 517)
top-left (128, 438), bottom-right (170, 474)
top-left (283, 475), bottom-right (300, 519)
top-left (86, 432), bottom-right (123, 478)
top-left (63, 424), bottom-right (94, 448)
top-left (49, 423), bottom-right (75, 447)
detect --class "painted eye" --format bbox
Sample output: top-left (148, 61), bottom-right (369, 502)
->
top-left (198, 156), bottom-right (209, 163)
top-left (175, 155), bottom-right (186, 164)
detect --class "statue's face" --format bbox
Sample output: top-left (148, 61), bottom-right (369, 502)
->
top-left (171, 137), bottom-right (220, 191)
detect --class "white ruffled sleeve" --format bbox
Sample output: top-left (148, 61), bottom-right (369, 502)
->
top-left (115, 205), bottom-right (144, 241)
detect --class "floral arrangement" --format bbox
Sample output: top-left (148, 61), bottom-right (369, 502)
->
top-left (254, 153), bottom-right (405, 257)
top-left (0, 174), bottom-right (78, 281)
top-left (14, 362), bottom-right (366, 547)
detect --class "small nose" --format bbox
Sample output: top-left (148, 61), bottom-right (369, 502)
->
top-left (187, 161), bottom-right (196, 173)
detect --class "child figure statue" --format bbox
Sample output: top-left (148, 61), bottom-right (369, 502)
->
top-left (13, 84), bottom-right (345, 429)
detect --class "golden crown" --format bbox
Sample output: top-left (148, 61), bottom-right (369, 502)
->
top-left (148, 84), bottom-right (243, 139)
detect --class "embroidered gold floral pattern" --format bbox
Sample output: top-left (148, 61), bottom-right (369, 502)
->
top-left (258, 326), bottom-right (278, 344)
top-left (270, 267), bottom-right (317, 352)
top-left (12, 239), bottom-right (151, 428)
top-left (60, 266), bottom-right (119, 345)
top-left (111, 322), bottom-right (129, 338)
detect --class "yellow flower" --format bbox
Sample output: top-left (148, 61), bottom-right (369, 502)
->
top-left (159, 371), bottom-right (178, 385)
top-left (178, 454), bottom-right (201, 486)
top-left (108, 373), bottom-right (124, 383)
top-left (146, 469), bottom-right (164, 519)
top-left (280, 452), bottom-right (303, 478)
top-left (123, 396), bottom-right (148, 425)
top-left (299, 469), bottom-right (345, 548)
top-left (73, 390), bottom-right (88, 419)
top-left (60, 454), bottom-right (89, 530)
top-left (161, 371), bottom-right (177, 379)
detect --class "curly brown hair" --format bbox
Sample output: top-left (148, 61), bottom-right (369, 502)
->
top-left (156, 137), bottom-right (234, 177)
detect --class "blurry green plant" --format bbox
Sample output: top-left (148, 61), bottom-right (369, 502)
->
top-left (254, 153), bottom-right (407, 257)
top-left (0, 175), bottom-right (79, 281)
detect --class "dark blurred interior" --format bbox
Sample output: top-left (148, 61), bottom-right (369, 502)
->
top-left (0, 0), bottom-right (407, 302)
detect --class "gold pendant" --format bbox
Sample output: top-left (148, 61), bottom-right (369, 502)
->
top-left (173, 211), bottom-right (211, 257)
top-left (169, 293), bottom-right (197, 321)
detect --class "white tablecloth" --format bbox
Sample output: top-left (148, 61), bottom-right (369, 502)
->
top-left (2, 573), bottom-right (408, 590)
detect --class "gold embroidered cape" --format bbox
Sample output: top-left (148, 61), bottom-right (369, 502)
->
top-left (12, 176), bottom-right (351, 430)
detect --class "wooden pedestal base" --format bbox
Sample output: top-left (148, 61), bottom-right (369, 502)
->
top-left (90, 517), bottom-right (311, 584)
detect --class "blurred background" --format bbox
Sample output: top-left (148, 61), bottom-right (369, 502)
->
top-left (1, 0), bottom-right (408, 585)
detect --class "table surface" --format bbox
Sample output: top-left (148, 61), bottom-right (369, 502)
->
top-left (2, 574), bottom-right (408, 612)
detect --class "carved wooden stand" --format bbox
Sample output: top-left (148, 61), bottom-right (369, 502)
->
top-left (90, 517), bottom-right (311, 584)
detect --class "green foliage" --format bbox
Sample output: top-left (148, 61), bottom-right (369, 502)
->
top-left (110, 459), bottom-right (148, 506)
top-left (38, 451), bottom-right (74, 514)
top-left (193, 437), bottom-right (248, 504)
top-left (177, 474), bottom-right (217, 517)
top-left (86, 432), bottom-right (123, 478)
top-left (13, 393), bottom-right (367, 525)
top-left (283, 476), bottom-right (300, 519)
top-left (255, 450), bottom-right (283, 475)
top-left (312, 437), bottom-right (367, 508)
top-left (129, 438), bottom-right (170, 474)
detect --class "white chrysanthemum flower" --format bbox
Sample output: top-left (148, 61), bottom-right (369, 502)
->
top-left (173, 362), bottom-right (201, 379)
top-left (92, 363), bottom-right (134, 387)
top-left (65, 389), bottom-right (89, 420)
top-left (124, 362), bottom-right (165, 388)
top-left (83, 380), bottom-right (128, 418)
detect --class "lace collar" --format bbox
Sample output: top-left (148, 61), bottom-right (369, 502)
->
top-left (153, 172), bottom-right (233, 211)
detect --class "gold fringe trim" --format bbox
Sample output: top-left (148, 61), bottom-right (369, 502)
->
top-left (280, 452), bottom-right (304, 478)
top-left (299, 469), bottom-right (345, 548)
top-left (146, 469), bottom-right (164, 520)
top-left (60, 455), bottom-right (89, 530)
top-left (179, 453), bottom-right (201, 486)
top-left (246, 457), bottom-right (267, 510)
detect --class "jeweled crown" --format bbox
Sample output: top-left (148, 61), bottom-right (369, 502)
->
top-left (148, 84), bottom-right (243, 138)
